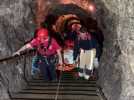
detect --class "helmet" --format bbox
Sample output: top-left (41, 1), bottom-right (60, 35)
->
top-left (67, 19), bottom-right (81, 28)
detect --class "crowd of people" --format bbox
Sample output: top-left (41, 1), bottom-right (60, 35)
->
top-left (13, 15), bottom-right (103, 81)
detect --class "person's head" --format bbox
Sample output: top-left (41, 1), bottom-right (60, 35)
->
top-left (79, 27), bottom-right (92, 40)
top-left (36, 28), bottom-right (49, 42)
top-left (71, 23), bottom-right (82, 32)
top-left (68, 19), bottom-right (82, 32)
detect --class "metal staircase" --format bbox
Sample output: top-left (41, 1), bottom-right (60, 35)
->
top-left (11, 71), bottom-right (102, 100)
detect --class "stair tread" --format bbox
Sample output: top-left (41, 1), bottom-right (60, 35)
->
top-left (12, 93), bottom-right (100, 100)
top-left (26, 86), bottom-right (97, 90)
top-left (19, 89), bottom-right (97, 94)
top-left (28, 80), bottom-right (96, 84)
top-left (27, 83), bottom-right (97, 87)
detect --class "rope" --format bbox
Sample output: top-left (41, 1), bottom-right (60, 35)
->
top-left (54, 49), bottom-right (65, 100)
top-left (54, 68), bottom-right (63, 100)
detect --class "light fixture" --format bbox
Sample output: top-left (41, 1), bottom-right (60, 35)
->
top-left (88, 4), bottom-right (96, 12)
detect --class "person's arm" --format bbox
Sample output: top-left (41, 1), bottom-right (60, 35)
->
top-left (56, 49), bottom-right (63, 65)
top-left (73, 38), bottom-right (80, 61)
top-left (52, 38), bottom-right (63, 65)
top-left (13, 43), bottom-right (33, 56)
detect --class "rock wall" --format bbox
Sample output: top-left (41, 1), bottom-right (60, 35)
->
top-left (0, 0), bottom-right (35, 99)
top-left (0, 56), bottom-right (32, 100)
top-left (0, 0), bottom-right (36, 58)
top-left (0, 0), bottom-right (134, 100)
top-left (94, 0), bottom-right (134, 100)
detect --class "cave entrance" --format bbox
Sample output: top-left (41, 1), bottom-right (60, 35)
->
top-left (45, 4), bottom-right (99, 32)
top-left (44, 3), bottom-right (104, 59)
top-left (35, 3), bottom-right (104, 72)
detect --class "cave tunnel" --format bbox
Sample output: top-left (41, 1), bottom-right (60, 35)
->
top-left (41, 3), bottom-right (104, 77)
top-left (43, 3), bottom-right (104, 53)
top-left (0, 0), bottom-right (134, 100)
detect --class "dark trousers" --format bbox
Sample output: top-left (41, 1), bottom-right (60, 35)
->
top-left (39, 55), bottom-right (57, 81)
top-left (31, 55), bottom-right (40, 75)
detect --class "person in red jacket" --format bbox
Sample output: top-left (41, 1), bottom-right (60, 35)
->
top-left (13, 28), bottom-right (62, 81)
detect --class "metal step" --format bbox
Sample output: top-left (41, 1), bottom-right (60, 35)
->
top-left (12, 93), bottom-right (100, 100)
top-left (26, 85), bottom-right (97, 91)
top-left (11, 72), bottom-right (101, 100)
top-left (28, 82), bottom-right (97, 87)
top-left (18, 89), bottom-right (97, 95)
top-left (28, 80), bottom-right (96, 84)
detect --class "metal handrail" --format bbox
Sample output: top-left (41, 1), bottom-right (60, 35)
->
top-left (0, 50), bottom-right (34, 63)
